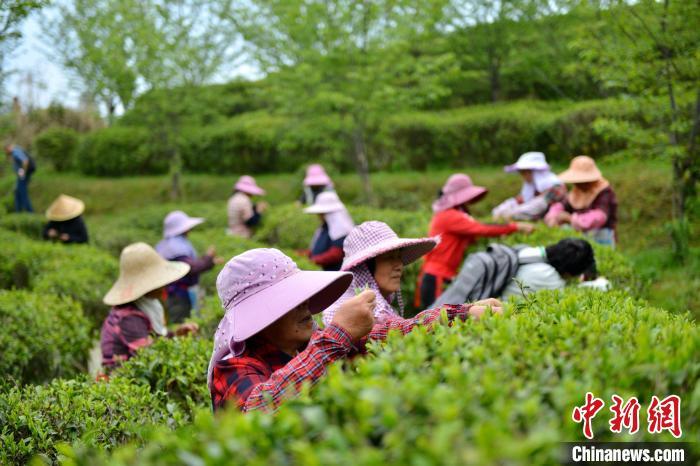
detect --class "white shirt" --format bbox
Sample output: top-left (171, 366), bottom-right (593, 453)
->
top-left (501, 247), bottom-right (566, 299)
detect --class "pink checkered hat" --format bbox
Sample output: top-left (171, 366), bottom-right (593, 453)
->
top-left (303, 164), bottom-right (332, 187)
top-left (234, 175), bottom-right (265, 196)
top-left (341, 221), bottom-right (437, 271)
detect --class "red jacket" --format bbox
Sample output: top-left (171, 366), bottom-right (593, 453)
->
top-left (421, 208), bottom-right (518, 279)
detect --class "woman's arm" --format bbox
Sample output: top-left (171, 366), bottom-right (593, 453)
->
top-left (221, 325), bottom-right (355, 412)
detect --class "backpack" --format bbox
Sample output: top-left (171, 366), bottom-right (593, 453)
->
top-left (430, 244), bottom-right (521, 308)
top-left (25, 151), bottom-right (36, 175)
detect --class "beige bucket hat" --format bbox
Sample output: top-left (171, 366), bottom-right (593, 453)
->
top-left (46, 194), bottom-right (85, 221)
top-left (558, 156), bottom-right (603, 184)
top-left (103, 242), bottom-right (190, 306)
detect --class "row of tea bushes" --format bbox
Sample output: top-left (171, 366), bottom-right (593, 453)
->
top-left (0, 290), bottom-right (93, 385)
top-left (0, 229), bottom-right (118, 329)
top-left (60, 289), bottom-right (699, 465)
top-left (0, 377), bottom-right (189, 465)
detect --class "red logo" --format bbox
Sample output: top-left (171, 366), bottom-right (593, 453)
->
top-left (609, 395), bottom-right (640, 434)
top-left (572, 392), bottom-right (606, 439)
top-left (647, 395), bottom-right (682, 438)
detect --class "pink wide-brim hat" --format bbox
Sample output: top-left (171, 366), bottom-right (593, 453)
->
top-left (432, 173), bottom-right (488, 213)
top-left (504, 151), bottom-right (550, 172)
top-left (341, 221), bottom-right (437, 271)
top-left (163, 210), bottom-right (205, 238)
top-left (234, 175), bottom-right (266, 196)
top-left (303, 164), bottom-right (332, 187)
top-left (214, 248), bottom-right (351, 344)
top-left (303, 191), bottom-right (345, 215)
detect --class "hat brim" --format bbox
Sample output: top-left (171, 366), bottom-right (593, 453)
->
top-left (504, 162), bottom-right (550, 173)
top-left (303, 175), bottom-right (332, 187)
top-left (165, 217), bottom-right (205, 238)
top-left (231, 270), bottom-right (353, 341)
top-left (46, 200), bottom-right (85, 222)
top-left (303, 203), bottom-right (344, 214)
top-left (341, 237), bottom-right (437, 271)
top-left (103, 261), bottom-right (190, 306)
top-left (558, 169), bottom-right (602, 184)
top-left (433, 186), bottom-right (488, 212)
top-left (235, 184), bottom-right (266, 196)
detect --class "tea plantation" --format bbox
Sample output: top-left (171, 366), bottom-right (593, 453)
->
top-left (0, 162), bottom-right (697, 465)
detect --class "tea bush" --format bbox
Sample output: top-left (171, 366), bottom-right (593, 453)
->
top-left (0, 377), bottom-right (187, 465)
top-left (34, 127), bottom-right (80, 172)
top-left (0, 290), bottom-right (93, 385)
top-left (111, 336), bottom-right (213, 417)
top-left (63, 289), bottom-right (699, 465)
top-left (0, 229), bottom-right (118, 327)
top-left (0, 213), bottom-right (46, 239)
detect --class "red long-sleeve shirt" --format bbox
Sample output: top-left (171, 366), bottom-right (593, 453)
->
top-left (210, 304), bottom-right (471, 412)
top-left (422, 208), bottom-right (518, 279)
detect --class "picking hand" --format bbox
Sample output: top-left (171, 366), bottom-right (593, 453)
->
top-left (467, 298), bottom-right (504, 320)
top-left (47, 228), bottom-right (58, 238)
top-left (515, 222), bottom-right (535, 234)
top-left (175, 322), bottom-right (199, 336)
top-left (331, 289), bottom-right (376, 342)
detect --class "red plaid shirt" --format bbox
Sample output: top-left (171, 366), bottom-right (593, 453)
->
top-left (210, 304), bottom-right (470, 412)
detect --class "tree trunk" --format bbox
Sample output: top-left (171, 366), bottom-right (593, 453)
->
top-left (170, 149), bottom-right (182, 201)
top-left (488, 53), bottom-right (501, 102)
top-left (351, 126), bottom-right (373, 204)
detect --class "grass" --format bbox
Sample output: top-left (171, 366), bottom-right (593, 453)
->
top-left (0, 158), bottom-right (696, 318)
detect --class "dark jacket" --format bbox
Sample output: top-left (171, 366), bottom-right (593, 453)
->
top-left (43, 216), bottom-right (89, 244)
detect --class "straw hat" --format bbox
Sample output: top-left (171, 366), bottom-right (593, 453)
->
top-left (234, 175), bottom-right (265, 196)
top-left (303, 164), bottom-right (332, 187)
top-left (103, 242), bottom-right (190, 306)
top-left (45, 194), bottom-right (85, 221)
top-left (432, 174), bottom-right (488, 213)
top-left (303, 191), bottom-right (345, 215)
top-left (504, 152), bottom-right (550, 172)
top-left (163, 210), bottom-right (205, 238)
top-left (558, 156), bottom-right (603, 184)
top-left (341, 221), bottom-right (437, 271)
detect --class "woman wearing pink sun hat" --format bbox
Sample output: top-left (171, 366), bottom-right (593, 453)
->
top-left (300, 163), bottom-right (335, 205)
top-left (208, 248), bottom-right (501, 412)
top-left (418, 173), bottom-right (534, 308)
top-left (227, 175), bottom-right (268, 238)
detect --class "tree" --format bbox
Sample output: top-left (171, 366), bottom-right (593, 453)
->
top-left (0, 0), bottom-right (48, 103)
top-left (45, 0), bottom-right (236, 197)
top-left (571, 0), bottom-right (700, 260)
top-left (219, 0), bottom-right (456, 201)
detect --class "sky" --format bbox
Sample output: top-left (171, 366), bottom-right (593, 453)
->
top-left (5, 14), bottom-right (80, 109)
top-left (4, 11), bottom-right (260, 115)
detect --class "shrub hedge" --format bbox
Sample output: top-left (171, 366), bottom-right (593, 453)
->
top-left (75, 127), bottom-right (166, 176)
top-left (0, 213), bottom-right (46, 240)
top-left (0, 290), bottom-right (92, 385)
top-left (0, 229), bottom-right (118, 328)
top-left (62, 289), bottom-right (699, 465)
top-left (34, 127), bottom-right (80, 172)
top-left (76, 98), bottom-right (645, 176)
top-left (0, 377), bottom-right (187, 465)
top-left (111, 336), bottom-right (212, 417)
